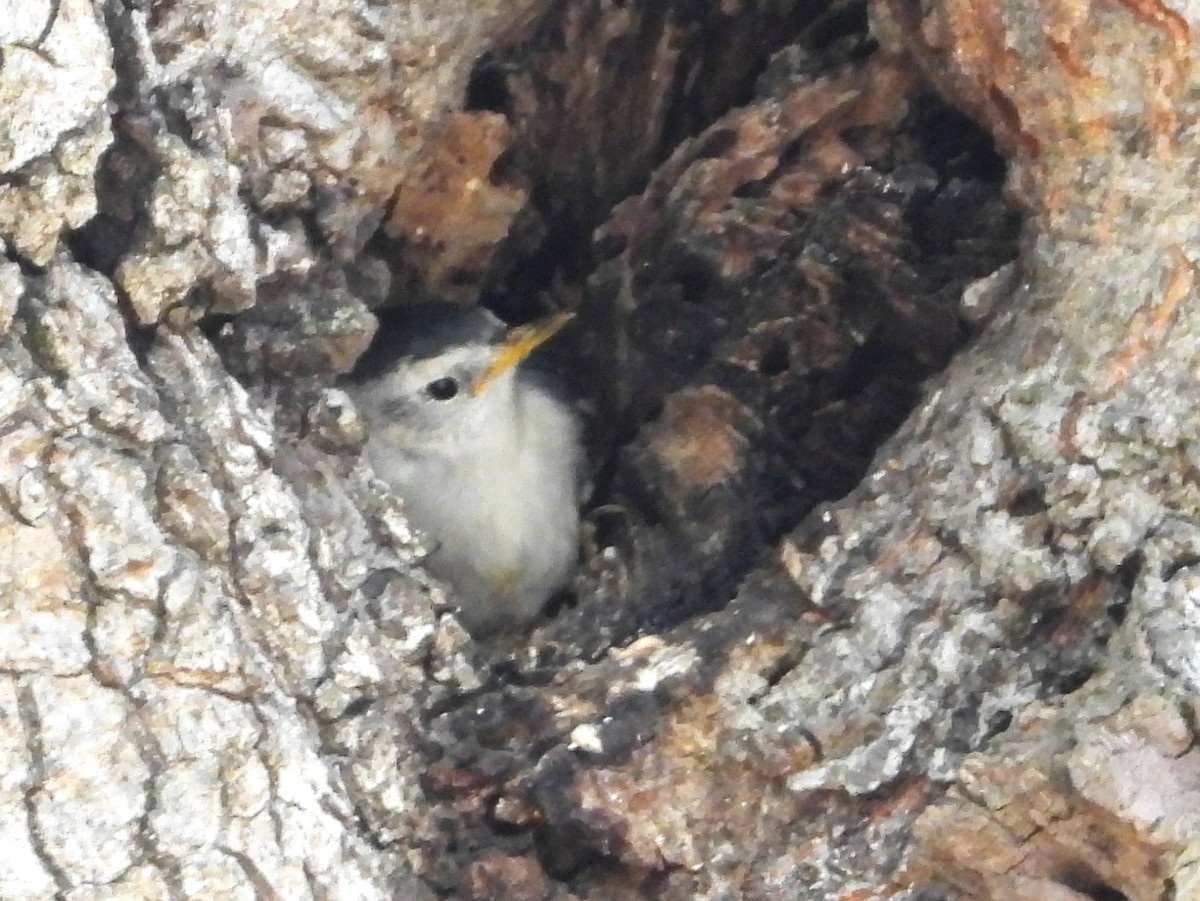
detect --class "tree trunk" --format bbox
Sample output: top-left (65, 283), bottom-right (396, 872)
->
top-left (1, 1), bottom-right (1197, 900)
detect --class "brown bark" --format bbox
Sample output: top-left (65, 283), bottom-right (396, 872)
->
top-left (1, 1), bottom-right (1198, 899)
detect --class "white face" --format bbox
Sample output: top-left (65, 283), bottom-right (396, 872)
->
top-left (349, 344), bottom-right (517, 459)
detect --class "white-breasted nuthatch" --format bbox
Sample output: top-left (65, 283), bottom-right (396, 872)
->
top-left (346, 304), bottom-right (583, 635)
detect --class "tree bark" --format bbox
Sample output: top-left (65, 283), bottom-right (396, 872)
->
top-left (2, 1), bottom-right (1198, 900)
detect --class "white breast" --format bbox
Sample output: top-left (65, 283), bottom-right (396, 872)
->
top-left (365, 379), bottom-right (582, 634)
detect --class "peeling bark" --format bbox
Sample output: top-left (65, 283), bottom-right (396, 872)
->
top-left (2, 0), bottom-right (1200, 899)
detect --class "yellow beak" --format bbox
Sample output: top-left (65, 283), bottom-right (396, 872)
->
top-left (472, 311), bottom-right (574, 395)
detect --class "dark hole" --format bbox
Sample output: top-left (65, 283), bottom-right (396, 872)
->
top-left (484, 802), bottom-right (530, 838)
top-left (541, 585), bottom-right (578, 621)
top-left (488, 146), bottom-right (520, 185)
top-left (1008, 484), bottom-right (1047, 517)
top-left (1106, 599), bottom-right (1129, 626)
top-left (732, 178), bottom-right (770, 198)
top-left (358, 569), bottom-right (397, 600)
top-left (340, 696), bottom-right (374, 718)
top-left (1117, 551), bottom-right (1144, 590)
top-left (758, 336), bottom-right (790, 377)
top-left (803, 0), bottom-right (871, 49)
top-left (1053, 665), bottom-right (1095, 695)
top-left (66, 213), bottom-right (135, 275)
top-left (585, 505), bottom-right (634, 552)
top-left (1162, 553), bottom-right (1200, 582)
top-left (464, 54), bottom-right (512, 113)
top-left (983, 708), bottom-right (1012, 740)
top-left (533, 821), bottom-right (607, 881)
top-left (675, 261), bottom-right (713, 305)
top-left (1057, 868), bottom-right (1129, 901)
top-left (1107, 552), bottom-right (1143, 626)
top-left (692, 127), bottom-right (738, 160)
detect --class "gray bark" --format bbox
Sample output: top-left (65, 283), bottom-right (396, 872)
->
top-left (2, 0), bottom-right (1199, 899)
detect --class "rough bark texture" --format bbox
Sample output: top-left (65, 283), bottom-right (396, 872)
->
top-left (2, 1), bottom-right (1200, 900)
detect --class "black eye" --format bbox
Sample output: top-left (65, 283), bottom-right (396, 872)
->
top-left (425, 376), bottom-right (459, 401)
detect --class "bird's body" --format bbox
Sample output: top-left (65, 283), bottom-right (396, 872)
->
top-left (346, 305), bottom-right (582, 635)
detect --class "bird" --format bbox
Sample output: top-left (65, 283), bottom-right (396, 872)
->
top-left (344, 303), bottom-right (584, 636)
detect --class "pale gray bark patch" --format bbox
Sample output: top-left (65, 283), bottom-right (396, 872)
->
top-left (3, 0), bottom-right (1200, 898)
top-left (0, 256), bottom-right (444, 897)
